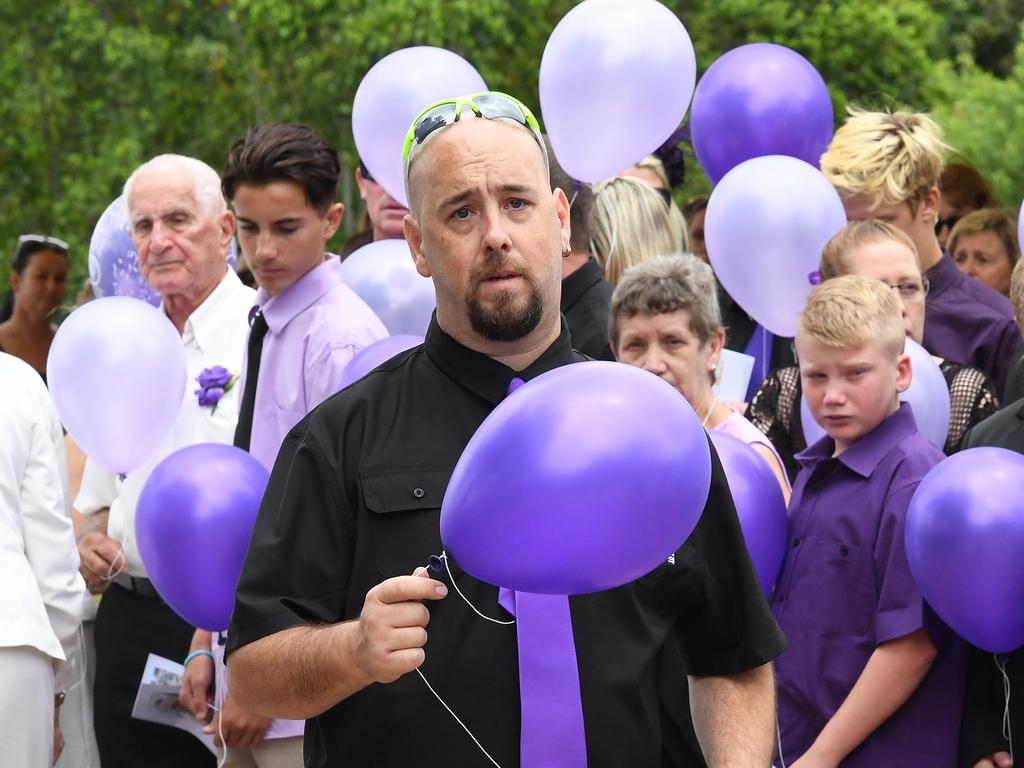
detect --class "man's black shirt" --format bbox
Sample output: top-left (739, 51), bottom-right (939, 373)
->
top-left (228, 316), bottom-right (785, 767)
top-left (561, 258), bottom-right (615, 361)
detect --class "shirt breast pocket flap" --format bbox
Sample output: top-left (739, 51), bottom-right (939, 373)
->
top-left (361, 468), bottom-right (453, 580)
top-left (802, 536), bottom-right (876, 637)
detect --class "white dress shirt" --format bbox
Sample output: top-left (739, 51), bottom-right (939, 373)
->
top-left (75, 269), bottom-right (255, 577)
top-left (0, 352), bottom-right (86, 688)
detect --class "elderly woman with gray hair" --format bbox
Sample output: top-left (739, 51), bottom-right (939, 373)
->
top-left (610, 253), bottom-right (791, 502)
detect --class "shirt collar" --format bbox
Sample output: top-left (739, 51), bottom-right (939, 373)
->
top-left (425, 313), bottom-right (576, 405)
top-left (560, 258), bottom-right (605, 312)
top-left (180, 269), bottom-right (245, 353)
top-left (795, 402), bottom-right (919, 478)
top-left (256, 256), bottom-right (341, 334)
top-left (923, 252), bottom-right (960, 299)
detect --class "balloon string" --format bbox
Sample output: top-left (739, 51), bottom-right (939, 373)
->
top-left (437, 552), bottom-right (514, 626)
top-left (102, 547), bottom-right (126, 582)
top-left (415, 667), bottom-right (502, 768)
top-left (998, 654), bottom-right (1014, 761)
top-left (775, 715), bottom-right (787, 768)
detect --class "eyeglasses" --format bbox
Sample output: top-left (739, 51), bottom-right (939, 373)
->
top-left (402, 91), bottom-right (544, 165)
top-left (935, 214), bottom-right (961, 235)
top-left (883, 277), bottom-right (930, 303)
top-left (18, 234), bottom-right (69, 251)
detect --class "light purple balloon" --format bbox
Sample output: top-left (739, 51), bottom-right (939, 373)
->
top-left (441, 361), bottom-right (712, 595)
top-left (352, 47), bottom-right (487, 207)
top-left (690, 43), bottom-right (834, 185)
top-left (709, 431), bottom-right (788, 595)
top-left (89, 196), bottom-right (238, 305)
top-left (706, 155), bottom-right (847, 336)
top-left (337, 334), bottom-right (424, 391)
top-left (339, 239), bottom-right (435, 336)
top-left (801, 338), bottom-right (951, 450)
top-left (136, 443), bottom-right (269, 631)
top-left (47, 297), bottom-right (187, 475)
top-left (906, 447), bottom-right (1024, 653)
top-left (540, 0), bottom-right (696, 183)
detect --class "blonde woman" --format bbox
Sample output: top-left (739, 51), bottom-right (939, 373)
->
top-left (620, 154), bottom-right (689, 251)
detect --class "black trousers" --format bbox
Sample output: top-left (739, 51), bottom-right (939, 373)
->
top-left (93, 582), bottom-right (217, 768)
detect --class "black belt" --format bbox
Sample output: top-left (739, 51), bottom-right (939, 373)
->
top-left (112, 573), bottom-right (163, 600)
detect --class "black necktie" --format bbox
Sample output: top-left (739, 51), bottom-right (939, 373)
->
top-left (233, 310), bottom-right (269, 452)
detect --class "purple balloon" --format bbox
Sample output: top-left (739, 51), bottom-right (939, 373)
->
top-left (89, 196), bottom-right (238, 305)
top-left (339, 239), bottom-right (435, 336)
top-left (352, 47), bottom-right (487, 207)
top-left (906, 448), bottom-right (1024, 653)
top-left (47, 297), bottom-right (187, 475)
top-left (801, 338), bottom-right (951, 449)
top-left (541, 0), bottom-right (696, 183)
top-left (136, 443), bottom-right (269, 632)
top-left (441, 361), bottom-right (712, 595)
top-left (706, 155), bottom-right (847, 337)
top-left (691, 43), bottom-right (834, 185)
top-left (708, 431), bottom-right (788, 594)
top-left (337, 334), bottom-right (424, 391)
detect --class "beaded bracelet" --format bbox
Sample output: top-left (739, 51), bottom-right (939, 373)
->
top-left (183, 649), bottom-right (214, 667)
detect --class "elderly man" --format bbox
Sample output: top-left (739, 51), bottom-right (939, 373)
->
top-left (226, 93), bottom-right (783, 767)
top-left (74, 154), bottom-right (253, 767)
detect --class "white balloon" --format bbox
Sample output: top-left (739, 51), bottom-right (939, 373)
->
top-left (339, 239), bottom-right (436, 336)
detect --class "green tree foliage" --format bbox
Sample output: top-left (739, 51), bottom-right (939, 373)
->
top-left (1, 0), bottom-right (1020, 298)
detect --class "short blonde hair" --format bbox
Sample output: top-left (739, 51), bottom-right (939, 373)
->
top-left (632, 155), bottom-right (670, 187)
top-left (820, 109), bottom-right (948, 213)
top-left (798, 275), bottom-right (906, 357)
top-left (819, 219), bottom-right (921, 280)
top-left (591, 176), bottom-right (680, 285)
top-left (947, 208), bottom-right (1021, 268)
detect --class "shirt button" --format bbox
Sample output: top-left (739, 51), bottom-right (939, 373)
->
top-left (792, 537), bottom-right (800, 547)
top-left (839, 545), bottom-right (849, 557)
top-left (776, 595), bottom-right (785, 603)
top-left (412, 487), bottom-right (425, 499)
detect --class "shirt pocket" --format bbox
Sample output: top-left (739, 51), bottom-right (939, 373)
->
top-left (361, 467), bottom-right (454, 580)
top-left (793, 535), bottom-right (876, 639)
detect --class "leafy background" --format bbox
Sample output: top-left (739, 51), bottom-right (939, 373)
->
top-left (3, 0), bottom-right (1022, 296)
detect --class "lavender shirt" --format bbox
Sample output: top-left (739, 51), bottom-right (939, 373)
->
top-left (217, 256), bottom-right (386, 739)
top-left (923, 253), bottom-right (1021, 393)
top-left (772, 404), bottom-right (967, 767)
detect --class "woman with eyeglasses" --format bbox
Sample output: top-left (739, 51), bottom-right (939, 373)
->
top-left (0, 235), bottom-right (70, 382)
top-left (748, 219), bottom-right (999, 481)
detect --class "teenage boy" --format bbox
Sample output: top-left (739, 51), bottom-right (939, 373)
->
top-left (773, 275), bottom-right (966, 767)
top-left (178, 123), bottom-right (386, 767)
top-left (820, 110), bottom-right (1021, 395)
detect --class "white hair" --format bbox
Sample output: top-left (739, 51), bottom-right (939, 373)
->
top-left (123, 154), bottom-right (226, 216)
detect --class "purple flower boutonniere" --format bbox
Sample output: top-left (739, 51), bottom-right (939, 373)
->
top-left (195, 365), bottom-right (239, 414)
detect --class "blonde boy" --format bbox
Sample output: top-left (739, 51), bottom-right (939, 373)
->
top-left (772, 276), bottom-right (965, 767)
top-left (821, 110), bottom-right (1019, 392)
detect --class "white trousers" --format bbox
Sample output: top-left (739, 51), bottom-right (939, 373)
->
top-left (219, 735), bottom-right (304, 768)
top-left (0, 645), bottom-right (55, 768)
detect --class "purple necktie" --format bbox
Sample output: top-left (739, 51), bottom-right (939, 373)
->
top-left (497, 377), bottom-right (587, 767)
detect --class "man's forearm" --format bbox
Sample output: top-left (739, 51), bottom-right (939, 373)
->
top-left (227, 622), bottom-right (373, 720)
top-left (73, 507), bottom-right (108, 540)
top-left (690, 663), bottom-right (776, 767)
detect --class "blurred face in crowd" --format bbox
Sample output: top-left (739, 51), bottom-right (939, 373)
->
top-left (842, 188), bottom-right (940, 266)
top-left (232, 181), bottom-right (342, 296)
top-left (10, 248), bottom-right (68, 321)
top-left (936, 197), bottom-right (965, 250)
top-left (842, 240), bottom-right (926, 344)
top-left (797, 336), bottom-right (910, 455)
top-left (952, 230), bottom-right (1013, 296)
top-left (614, 309), bottom-right (723, 408)
top-left (404, 117), bottom-right (570, 348)
top-left (128, 166), bottom-right (233, 305)
top-left (356, 168), bottom-right (408, 241)
top-left (688, 207), bottom-right (707, 261)
top-left (620, 165), bottom-right (666, 191)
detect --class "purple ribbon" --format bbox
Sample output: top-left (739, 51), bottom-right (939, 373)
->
top-left (498, 376), bottom-right (587, 767)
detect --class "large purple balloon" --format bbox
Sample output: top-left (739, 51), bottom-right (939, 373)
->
top-left (441, 361), bottom-right (712, 595)
top-left (136, 444), bottom-right (269, 632)
top-left (337, 334), bottom-right (424, 391)
top-left (352, 47), bottom-right (487, 207)
top-left (339, 239), bottom-right (435, 336)
top-left (706, 155), bottom-right (847, 337)
top-left (906, 448), bottom-right (1024, 653)
top-left (801, 338), bottom-right (951, 449)
top-left (540, 0), bottom-right (696, 183)
top-left (708, 431), bottom-right (788, 594)
top-left (89, 196), bottom-right (238, 305)
top-left (47, 297), bottom-right (187, 475)
top-left (690, 43), bottom-right (834, 185)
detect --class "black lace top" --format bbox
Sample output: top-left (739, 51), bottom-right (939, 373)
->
top-left (747, 361), bottom-right (999, 482)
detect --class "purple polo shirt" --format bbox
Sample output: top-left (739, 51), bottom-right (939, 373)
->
top-left (923, 253), bottom-right (1020, 393)
top-left (772, 403), bottom-right (967, 767)
top-left (220, 256), bottom-right (385, 739)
